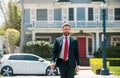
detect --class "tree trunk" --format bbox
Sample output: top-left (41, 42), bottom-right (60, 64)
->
top-left (19, 0), bottom-right (25, 53)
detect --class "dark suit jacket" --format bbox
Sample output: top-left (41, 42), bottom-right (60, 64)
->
top-left (51, 36), bottom-right (80, 68)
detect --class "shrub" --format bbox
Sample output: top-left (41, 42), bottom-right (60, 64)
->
top-left (90, 58), bottom-right (110, 74)
top-left (23, 40), bottom-right (53, 58)
top-left (94, 45), bottom-right (120, 58)
top-left (107, 58), bottom-right (120, 66)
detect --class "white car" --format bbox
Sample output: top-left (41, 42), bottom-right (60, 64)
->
top-left (0, 53), bottom-right (59, 76)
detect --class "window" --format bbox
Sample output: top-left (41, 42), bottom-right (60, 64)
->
top-left (111, 36), bottom-right (120, 46)
top-left (36, 9), bottom-right (47, 21)
top-left (9, 55), bottom-right (40, 61)
top-left (77, 8), bottom-right (85, 20)
top-left (54, 8), bottom-right (62, 21)
top-left (69, 8), bottom-right (74, 21)
top-left (100, 9), bottom-right (108, 20)
top-left (36, 38), bottom-right (50, 41)
top-left (115, 8), bottom-right (120, 20)
top-left (88, 8), bottom-right (93, 21)
top-left (24, 55), bottom-right (39, 61)
top-left (9, 55), bottom-right (24, 60)
top-left (88, 38), bottom-right (92, 55)
top-left (35, 36), bottom-right (51, 42)
top-left (25, 9), bottom-right (30, 23)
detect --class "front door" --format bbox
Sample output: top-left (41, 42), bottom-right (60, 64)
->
top-left (77, 37), bottom-right (86, 58)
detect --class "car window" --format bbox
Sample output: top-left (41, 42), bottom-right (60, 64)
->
top-left (23, 55), bottom-right (39, 61)
top-left (9, 55), bottom-right (24, 60)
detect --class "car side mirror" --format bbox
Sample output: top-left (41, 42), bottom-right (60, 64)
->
top-left (38, 59), bottom-right (44, 62)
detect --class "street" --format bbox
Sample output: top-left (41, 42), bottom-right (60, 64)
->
top-left (1, 76), bottom-right (60, 78)
top-left (1, 70), bottom-right (120, 78)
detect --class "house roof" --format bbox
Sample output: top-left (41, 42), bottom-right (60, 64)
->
top-left (18, 0), bottom-right (55, 3)
top-left (18, 0), bottom-right (120, 4)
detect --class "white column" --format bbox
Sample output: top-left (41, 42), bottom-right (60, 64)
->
top-left (74, 7), bottom-right (77, 27)
top-left (96, 32), bottom-right (99, 51)
top-left (32, 32), bottom-right (35, 40)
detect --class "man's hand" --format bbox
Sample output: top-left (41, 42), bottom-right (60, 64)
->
top-left (75, 66), bottom-right (80, 72)
top-left (50, 63), bottom-right (55, 70)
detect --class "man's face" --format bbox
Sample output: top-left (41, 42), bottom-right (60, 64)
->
top-left (62, 25), bottom-right (71, 36)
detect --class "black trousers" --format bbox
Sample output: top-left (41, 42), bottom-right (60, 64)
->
top-left (58, 59), bottom-right (75, 78)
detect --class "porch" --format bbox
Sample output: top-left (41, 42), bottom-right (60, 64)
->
top-left (26, 21), bottom-right (120, 29)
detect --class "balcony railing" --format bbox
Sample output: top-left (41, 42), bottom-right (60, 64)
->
top-left (26, 21), bottom-right (120, 29)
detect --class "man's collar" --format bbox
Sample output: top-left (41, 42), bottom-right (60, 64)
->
top-left (63, 35), bottom-right (70, 39)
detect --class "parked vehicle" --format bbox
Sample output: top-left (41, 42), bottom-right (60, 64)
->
top-left (0, 53), bottom-right (59, 76)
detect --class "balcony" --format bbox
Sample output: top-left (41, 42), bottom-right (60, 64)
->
top-left (26, 21), bottom-right (120, 29)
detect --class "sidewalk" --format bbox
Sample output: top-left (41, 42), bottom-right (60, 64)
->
top-left (75, 66), bottom-right (120, 78)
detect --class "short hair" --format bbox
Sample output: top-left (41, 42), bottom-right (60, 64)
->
top-left (62, 23), bottom-right (71, 28)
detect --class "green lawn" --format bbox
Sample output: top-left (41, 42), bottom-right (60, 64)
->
top-left (110, 66), bottom-right (120, 76)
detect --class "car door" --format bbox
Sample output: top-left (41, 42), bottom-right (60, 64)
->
top-left (9, 55), bottom-right (29, 74)
top-left (24, 55), bottom-right (49, 74)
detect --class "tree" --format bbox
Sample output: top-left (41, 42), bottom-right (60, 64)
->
top-left (0, 0), bottom-right (8, 25)
top-left (7, 1), bottom-right (21, 31)
top-left (19, 0), bottom-right (25, 53)
top-left (0, 27), bottom-right (5, 35)
top-left (0, 0), bottom-right (9, 35)
top-left (0, 0), bottom-right (21, 32)
top-left (0, 0), bottom-right (21, 47)
top-left (5, 28), bottom-right (20, 53)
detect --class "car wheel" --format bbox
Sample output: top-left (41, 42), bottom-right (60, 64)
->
top-left (1, 66), bottom-right (13, 76)
top-left (46, 66), bottom-right (58, 76)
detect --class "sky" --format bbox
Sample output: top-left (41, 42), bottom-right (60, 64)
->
top-left (0, 0), bottom-right (18, 26)
top-left (0, 12), bottom-right (4, 25)
top-left (0, 0), bottom-right (9, 26)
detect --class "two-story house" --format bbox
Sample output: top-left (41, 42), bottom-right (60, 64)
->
top-left (21, 0), bottom-right (120, 59)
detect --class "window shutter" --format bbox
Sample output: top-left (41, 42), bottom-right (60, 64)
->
top-left (48, 9), bottom-right (53, 22)
top-left (62, 8), bottom-right (68, 22)
top-left (30, 9), bottom-right (35, 24)
top-left (108, 8), bottom-right (114, 21)
top-left (94, 7), bottom-right (100, 21)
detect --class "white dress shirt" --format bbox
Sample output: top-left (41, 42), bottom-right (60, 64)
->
top-left (59, 35), bottom-right (70, 60)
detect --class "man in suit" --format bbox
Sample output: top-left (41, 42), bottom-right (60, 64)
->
top-left (50, 23), bottom-right (80, 78)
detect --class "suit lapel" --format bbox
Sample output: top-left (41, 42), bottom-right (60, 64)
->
top-left (60, 36), bottom-right (63, 47)
top-left (69, 36), bottom-right (72, 49)
top-left (59, 36), bottom-right (63, 51)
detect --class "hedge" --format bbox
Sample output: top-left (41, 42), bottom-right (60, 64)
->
top-left (107, 58), bottom-right (120, 66)
top-left (94, 45), bottom-right (120, 58)
top-left (90, 58), bottom-right (110, 74)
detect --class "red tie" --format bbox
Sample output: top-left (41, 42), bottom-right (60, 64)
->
top-left (63, 36), bottom-right (68, 61)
